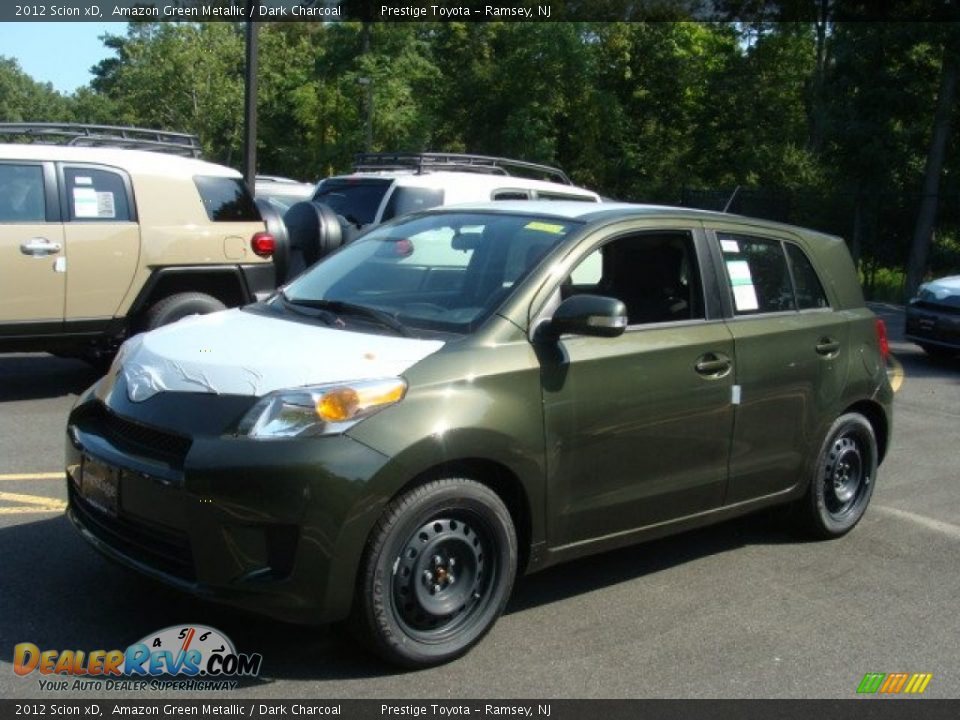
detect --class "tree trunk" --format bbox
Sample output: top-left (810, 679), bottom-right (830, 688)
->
top-left (905, 31), bottom-right (960, 298)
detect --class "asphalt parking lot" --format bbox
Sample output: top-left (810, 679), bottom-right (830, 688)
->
top-left (1, 303), bottom-right (958, 699)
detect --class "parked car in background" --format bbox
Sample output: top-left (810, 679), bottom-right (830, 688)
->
top-left (0, 123), bottom-right (281, 365)
top-left (282, 152), bottom-right (601, 277)
top-left (66, 201), bottom-right (892, 668)
top-left (905, 275), bottom-right (960, 358)
top-left (254, 174), bottom-right (315, 213)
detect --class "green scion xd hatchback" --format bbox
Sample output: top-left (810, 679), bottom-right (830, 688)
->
top-left (65, 201), bottom-right (893, 667)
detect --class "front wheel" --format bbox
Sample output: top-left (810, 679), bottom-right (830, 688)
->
top-left (797, 413), bottom-right (878, 539)
top-left (355, 478), bottom-right (517, 668)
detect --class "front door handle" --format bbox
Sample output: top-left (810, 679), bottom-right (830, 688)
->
top-left (20, 238), bottom-right (62, 256)
top-left (695, 352), bottom-right (732, 378)
top-left (815, 337), bottom-right (841, 356)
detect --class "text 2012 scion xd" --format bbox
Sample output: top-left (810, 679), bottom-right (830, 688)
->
top-left (66, 201), bottom-right (893, 667)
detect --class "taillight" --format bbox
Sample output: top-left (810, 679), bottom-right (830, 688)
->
top-left (251, 232), bottom-right (275, 258)
top-left (875, 318), bottom-right (890, 361)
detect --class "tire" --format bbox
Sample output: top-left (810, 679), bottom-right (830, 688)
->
top-left (142, 292), bottom-right (226, 331)
top-left (797, 413), bottom-right (878, 539)
top-left (355, 478), bottom-right (517, 668)
top-left (283, 200), bottom-right (345, 271)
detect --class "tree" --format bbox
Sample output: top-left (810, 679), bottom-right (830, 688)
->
top-left (905, 26), bottom-right (960, 296)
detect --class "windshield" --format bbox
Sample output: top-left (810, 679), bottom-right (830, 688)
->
top-left (281, 212), bottom-right (580, 335)
top-left (312, 178), bottom-right (392, 225)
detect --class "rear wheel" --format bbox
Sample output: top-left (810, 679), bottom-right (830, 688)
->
top-left (142, 292), bottom-right (226, 331)
top-left (797, 413), bottom-right (878, 539)
top-left (355, 478), bottom-right (517, 668)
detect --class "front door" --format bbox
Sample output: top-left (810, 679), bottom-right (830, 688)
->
top-left (541, 229), bottom-right (735, 548)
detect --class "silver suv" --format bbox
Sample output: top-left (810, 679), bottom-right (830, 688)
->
top-left (282, 153), bottom-right (601, 274)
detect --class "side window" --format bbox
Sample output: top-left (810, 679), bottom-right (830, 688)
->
top-left (563, 231), bottom-right (704, 325)
top-left (381, 186), bottom-right (444, 221)
top-left (193, 175), bottom-right (259, 222)
top-left (719, 233), bottom-right (795, 314)
top-left (786, 243), bottom-right (830, 309)
top-left (0, 164), bottom-right (46, 223)
top-left (65, 167), bottom-right (132, 222)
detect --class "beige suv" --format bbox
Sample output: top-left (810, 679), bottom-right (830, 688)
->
top-left (0, 124), bottom-right (276, 364)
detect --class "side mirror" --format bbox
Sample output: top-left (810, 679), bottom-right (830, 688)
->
top-left (540, 294), bottom-right (627, 339)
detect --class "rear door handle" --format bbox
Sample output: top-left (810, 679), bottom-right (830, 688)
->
top-left (815, 337), bottom-right (841, 356)
top-left (695, 352), bottom-right (732, 378)
top-left (20, 238), bottom-right (62, 256)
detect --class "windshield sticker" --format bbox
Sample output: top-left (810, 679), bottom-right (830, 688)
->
top-left (524, 221), bottom-right (566, 234)
top-left (726, 260), bottom-right (759, 311)
top-left (72, 187), bottom-right (99, 218)
top-left (74, 176), bottom-right (93, 186)
top-left (721, 239), bottom-right (740, 254)
top-left (96, 191), bottom-right (117, 218)
top-left (733, 284), bottom-right (760, 311)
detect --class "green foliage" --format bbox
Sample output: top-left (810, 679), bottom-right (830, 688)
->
top-left (3, 20), bottom-right (958, 283)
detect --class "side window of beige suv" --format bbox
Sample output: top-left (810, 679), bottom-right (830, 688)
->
top-left (0, 164), bottom-right (46, 223)
top-left (64, 167), bottom-right (132, 222)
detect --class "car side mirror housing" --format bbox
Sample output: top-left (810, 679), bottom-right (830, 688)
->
top-left (540, 294), bottom-right (628, 339)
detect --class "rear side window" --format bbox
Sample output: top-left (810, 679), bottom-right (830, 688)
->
top-left (786, 244), bottom-right (830, 309)
top-left (313, 178), bottom-right (391, 225)
top-left (719, 233), bottom-right (796, 314)
top-left (537, 192), bottom-right (596, 202)
top-left (0, 164), bottom-right (45, 222)
top-left (65, 167), bottom-right (131, 222)
top-left (193, 176), bottom-right (261, 222)
top-left (381, 186), bottom-right (444, 221)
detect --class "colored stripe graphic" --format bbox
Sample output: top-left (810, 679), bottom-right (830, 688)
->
top-left (860, 672), bottom-right (933, 695)
top-left (857, 673), bottom-right (885, 694)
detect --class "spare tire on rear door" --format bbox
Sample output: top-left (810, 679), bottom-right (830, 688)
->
top-left (283, 200), bottom-right (349, 275)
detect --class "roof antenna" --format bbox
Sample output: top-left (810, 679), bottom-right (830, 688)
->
top-left (722, 185), bottom-right (741, 213)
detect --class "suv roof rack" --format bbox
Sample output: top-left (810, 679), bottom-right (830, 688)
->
top-left (0, 123), bottom-right (203, 158)
top-left (353, 152), bottom-right (573, 185)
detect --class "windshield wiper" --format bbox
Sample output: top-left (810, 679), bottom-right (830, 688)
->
top-left (281, 297), bottom-right (410, 337)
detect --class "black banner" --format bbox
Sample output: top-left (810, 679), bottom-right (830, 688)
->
top-left (1, 0), bottom-right (959, 23)
top-left (2, 700), bottom-right (960, 719)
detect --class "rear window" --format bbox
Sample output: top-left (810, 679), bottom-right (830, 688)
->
top-left (193, 176), bottom-right (261, 222)
top-left (381, 186), bottom-right (444, 221)
top-left (313, 178), bottom-right (392, 225)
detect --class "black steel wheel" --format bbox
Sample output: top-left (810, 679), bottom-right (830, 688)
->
top-left (799, 412), bottom-right (878, 538)
top-left (356, 478), bottom-right (517, 668)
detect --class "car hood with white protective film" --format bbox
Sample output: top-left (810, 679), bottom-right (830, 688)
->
top-left (917, 275), bottom-right (960, 307)
top-left (111, 308), bottom-right (446, 402)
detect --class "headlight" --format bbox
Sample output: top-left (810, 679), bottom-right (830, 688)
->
top-left (237, 377), bottom-right (407, 439)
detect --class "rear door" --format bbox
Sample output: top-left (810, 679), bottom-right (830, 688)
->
top-left (0, 161), bottom-right (66, 327)
top-left (60, 164), bottom-right (140, 321)
top-left (709, 226), bottom-right (848, 503)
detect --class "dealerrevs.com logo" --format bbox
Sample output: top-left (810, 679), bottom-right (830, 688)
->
top-left (14, 624), bottom-right (263, 691)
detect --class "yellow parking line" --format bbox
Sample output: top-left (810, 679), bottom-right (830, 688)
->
top-left (0, 472), bottom-right (64, 481)
top-left (0, 490), bottom-right (66, 514)
top-left (888, 353), bottom-right (905, 393)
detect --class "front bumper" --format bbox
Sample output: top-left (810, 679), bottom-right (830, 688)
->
top-left (65, 385), bottom-right (391, 625)
top-left (905, 302), bottom-right (960, 350)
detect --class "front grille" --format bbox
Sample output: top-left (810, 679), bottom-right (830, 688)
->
top-left (914, 300), bottom-right (960, 316)
top-left (76, 403), bottom-right (192, 466)
top-left (70, 483), bottom-right (195, 581)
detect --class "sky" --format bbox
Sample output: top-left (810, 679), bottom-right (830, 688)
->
top-left (0, 22), bottom-right (122, 93)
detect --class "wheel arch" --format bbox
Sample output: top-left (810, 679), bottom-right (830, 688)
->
top-left (393, 458), bottom-right (534, 575)
top-left (842, 399), bottom-right (889, 464)
top-left (127, 267), bottom-right (250, 322)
